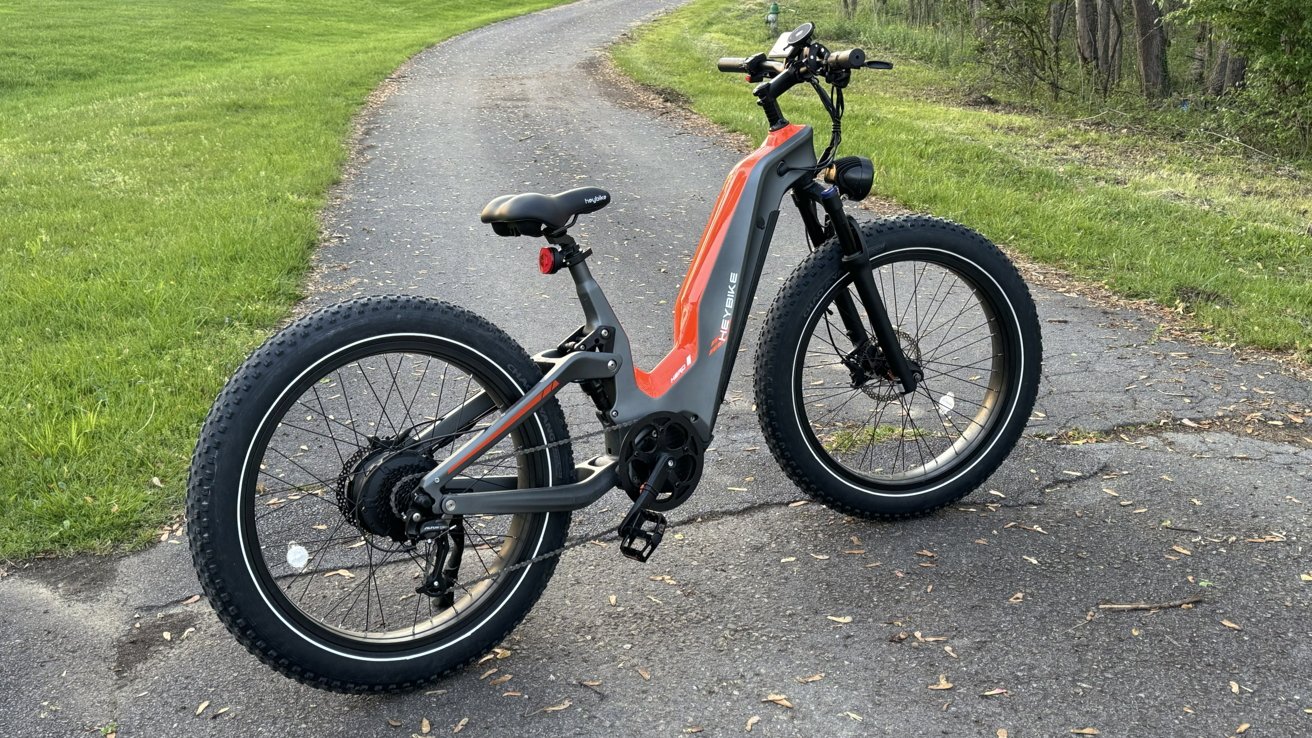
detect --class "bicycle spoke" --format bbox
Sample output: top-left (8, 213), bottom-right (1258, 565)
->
top-left (248, 346), bottom-right (542, 645)
top-left (798, 257), bottom-right (1005, 485)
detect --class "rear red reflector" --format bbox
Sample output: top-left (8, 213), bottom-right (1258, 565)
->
top-left (539, 246), bottom-right (562, 274)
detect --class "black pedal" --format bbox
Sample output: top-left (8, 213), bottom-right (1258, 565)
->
top-left (619, 508), bottom-right (667, 563)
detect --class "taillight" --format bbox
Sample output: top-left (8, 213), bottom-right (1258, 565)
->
top-left (539, 246), bottom-right (563, 275)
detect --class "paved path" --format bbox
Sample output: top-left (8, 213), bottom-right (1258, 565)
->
top-left (4, 1), bottom-right (1310, 736)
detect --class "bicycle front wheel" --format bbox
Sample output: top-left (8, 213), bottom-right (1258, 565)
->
top-left (755, 216), bottom-right (1042, 518)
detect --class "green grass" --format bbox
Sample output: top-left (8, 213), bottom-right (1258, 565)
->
top-left (613, 0), bottom-right (1312, 359)
top-left (822, 425), bottom-right (927, 454)
top-left (0, 0), bottom-right (567, 558)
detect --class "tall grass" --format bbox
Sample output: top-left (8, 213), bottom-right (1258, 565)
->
top-left (0, 0), bottom-right (565, 557)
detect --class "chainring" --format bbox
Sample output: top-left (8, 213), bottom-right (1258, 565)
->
top-left (616, 411), bottom-right (704, 512)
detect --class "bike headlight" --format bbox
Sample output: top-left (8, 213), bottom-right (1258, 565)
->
top-left (823, 156), bottom-right (874, 201)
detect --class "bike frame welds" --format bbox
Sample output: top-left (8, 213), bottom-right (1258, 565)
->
top-left (417, 124), bottom-right (823, 516)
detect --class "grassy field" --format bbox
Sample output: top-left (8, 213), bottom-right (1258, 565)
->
top-left (0, 0), bottom-right (567, 558)
top-left (613, 0), bottom-right (1312, 358)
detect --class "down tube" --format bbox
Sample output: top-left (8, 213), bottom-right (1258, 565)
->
top-left (603, 125), bottom-right (818, 441)
top-left (685, 125), bottom-right (816, 428)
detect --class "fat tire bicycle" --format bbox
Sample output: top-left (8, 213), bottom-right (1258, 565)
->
top-left (188, 23), bottom-right (1041, 692)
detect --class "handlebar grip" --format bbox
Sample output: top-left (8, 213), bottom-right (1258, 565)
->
top-left (828, 48), bottom-right (867, 70)
top-left (717, 57), bottom-right (749, 73)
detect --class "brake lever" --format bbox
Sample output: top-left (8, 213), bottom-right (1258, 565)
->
top-left (748, 59), bottom-right (787, 83)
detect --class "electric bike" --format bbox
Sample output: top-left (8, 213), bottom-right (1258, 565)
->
top-left (187, 23), bottom-right (1042, 692)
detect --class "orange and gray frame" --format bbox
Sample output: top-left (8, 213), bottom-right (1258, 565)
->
top-left (421, 124), bottom-right (819, 516)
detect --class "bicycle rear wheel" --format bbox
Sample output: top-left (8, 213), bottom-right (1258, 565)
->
top-left (188, 295), bottom-right (573, 692)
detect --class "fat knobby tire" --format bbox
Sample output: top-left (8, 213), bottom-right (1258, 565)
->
top-left (755, 215), bottom-right (1042, 519)
top-left (186, 295), bottom-right (573, 693)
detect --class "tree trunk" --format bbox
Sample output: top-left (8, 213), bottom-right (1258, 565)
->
top-left (1129, 0), bottom-right (1169, 99)
top-left (1208, 46), bottom-right (1247, 96)
top-left (1093, 0), bottom-right (1123, 93)
top-left (841, 0), bottom-right (859, 20)
top-left (1049, 2), bottom-right (1070, 99)
top-left (1188, 23), bottom-right (1210, 87)
top-left (1050, 1), bottom-right (1069, 45)
top-left (970, 0), bottom-right (988, 35)
top-left (1075, 0), bottom-right (1098, 67)
top-left (908, 0), bottom-right (932, 26)
top-left (1225, 54), bottom-right (1246, 91)
top-left (1206, 42), bottom-right (1229, 96)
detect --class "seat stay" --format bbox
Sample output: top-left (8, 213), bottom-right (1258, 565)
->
top-left (419, 348), bottom-right (621, 502)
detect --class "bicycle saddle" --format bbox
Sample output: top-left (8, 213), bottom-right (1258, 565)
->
top-left (480, 186), bottom-right (610, 237)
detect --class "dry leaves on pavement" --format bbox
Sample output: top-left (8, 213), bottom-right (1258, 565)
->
top-left (762, 693), bottom-right (794, 709)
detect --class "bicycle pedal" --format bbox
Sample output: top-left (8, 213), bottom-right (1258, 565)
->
top-left (618, 509), bottom-right (667, 563)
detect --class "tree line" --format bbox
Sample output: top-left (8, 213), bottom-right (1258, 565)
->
top-left (837, 0), bottom-right (1311, 156)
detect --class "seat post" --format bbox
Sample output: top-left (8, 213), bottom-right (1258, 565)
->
top-left (549, 235), bottom-right (612, 332)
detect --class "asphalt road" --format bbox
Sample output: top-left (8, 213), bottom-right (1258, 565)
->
top-left (3, 1), bottom-right (1310, 736)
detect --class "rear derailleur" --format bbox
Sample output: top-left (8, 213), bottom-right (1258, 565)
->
top-left (392, 471), bottom-right (464, 606)
top-left (415, 517), bottom-right (464, 608)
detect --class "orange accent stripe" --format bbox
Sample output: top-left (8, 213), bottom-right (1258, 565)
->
top-left (633, 124), bottom-right (805, 397)
top-left (447, 380), bottom-right (559, 470)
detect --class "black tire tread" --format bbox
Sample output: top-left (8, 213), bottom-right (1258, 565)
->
top-left (187, 294), bottom-right (573, 693)
top-left (754, 215), bottom-right (1041, 521)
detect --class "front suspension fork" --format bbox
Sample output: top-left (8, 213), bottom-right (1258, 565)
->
top-left (800, 182), bottom-right (920, 395)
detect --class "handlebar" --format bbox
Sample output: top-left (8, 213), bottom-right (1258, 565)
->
top-left (715, 47), bottom-right (886, 79)
top-left (714, 23), bottom-right (893, 130)
top-left (717, 57), bottom-right (748, 73)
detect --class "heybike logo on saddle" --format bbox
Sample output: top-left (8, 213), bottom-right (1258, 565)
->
top-left (708, 272), bottom-right (739, 355)
top-left (584, 194), bottom-right (607, 205)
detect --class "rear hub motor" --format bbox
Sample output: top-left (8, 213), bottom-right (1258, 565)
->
top-left (617, 412), bottom-right (704, 511)
top-left (342, 446), bottom-right (434, 542)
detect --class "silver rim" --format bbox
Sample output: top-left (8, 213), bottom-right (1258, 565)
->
top-left (240, 337), bottom-right (550, 650)
top-left (794, 253), bottom-right (1011, 491)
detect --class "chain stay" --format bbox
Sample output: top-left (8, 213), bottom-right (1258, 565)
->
top-left (434, 416), bottom-right (643, 593)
